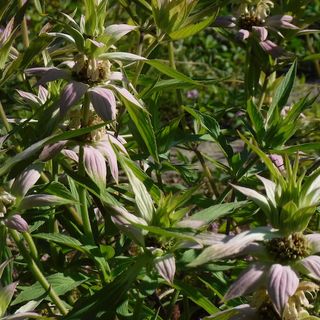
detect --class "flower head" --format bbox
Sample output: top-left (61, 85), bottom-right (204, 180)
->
top-left (213, 1), bottom-right (298, 57)
top-left (192, 229), bottom-right (320, 318)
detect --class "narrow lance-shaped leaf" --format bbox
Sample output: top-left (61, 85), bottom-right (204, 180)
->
top-left (0, 19), bottom-right (18, 69)
top-left (146, 60), bottom-right (198, 85)
top-left (256, 175), bottom-right (276, 207)
top-left (0, 260), bottom-right (12, 279)
top-left (102, 24), bottom-right (138, 48)
top-left (231, 184), bottom-right (271, 216)
top-left (0, 282), bottom-right (17, 317)
top-left (267, 60), bottom-right (297, 125)
top-left (111, 85), bottom-right (159, 162)
top-left (238, 132), bottom-right (284, 183)
top-left (119, 155), bottom-right (154, 223)
top-left (99, 52), bottom-right (146, 61)
top-left (247, 98), bottom-right (265, 139)
top-left (173, 280), bottom-right (219, 314)
top-left (19, 194), bottom-right (74, 209)
top-left (117, 154), bottom-right (161, 202)
top-left (169, 14), bottom-right (216, 40)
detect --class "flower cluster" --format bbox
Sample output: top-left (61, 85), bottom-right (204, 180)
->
top-left (213, 0), bottom-right (298, 57)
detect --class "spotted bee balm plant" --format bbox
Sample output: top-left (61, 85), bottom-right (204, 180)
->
top-left (0, 0), bottom-right (319, 319)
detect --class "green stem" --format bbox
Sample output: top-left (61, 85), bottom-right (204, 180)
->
top-left (0, 101), bottom-right (12, 132)
top-left (10, 229), bottom-right (68, 315)
top-left (40, 172), bottom-right (83, 227)
top-left (168, 41), bottom-right (183, 108)
top-left (306, 35), bottom-right (320, 78)
top-left (168, 41), bottom-right (176, 69)
top-left (66, 205), bottom-right (83, 227)
top-left (257, 75), bottom-right (269, 110)
top-left (182, 295), bottom-right (190, 320)
top-left (217, 154), bottom-right (258, 203)
top-left (168, 289), bottom-right (180, 319)
top-left (244, 44), bottom-right (252, 100)
top-left (77, 96), bottom-right (94, 244)
top-left (194, 149), bottom-right (219, 198)
top-left (18, 0), bottom-right (29, 48)
top-left (133, 37), bottom-right (163, 86)
top-left (78, 145), bottom-right (94, 244)
top-left (22, 232), bottom-right (39, 261)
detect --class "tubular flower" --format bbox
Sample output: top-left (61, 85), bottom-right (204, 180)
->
top-left (0, 164), bottom-right (70, 232)
top-left (213, 1), bottom-right (298, 57)
top-left (190, 229), bottom-right (320, 318)
top-left (39, 110), bottom-right (127, 186)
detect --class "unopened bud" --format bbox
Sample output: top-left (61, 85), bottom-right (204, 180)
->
top-left (5, 214), bottom-right (29, 232)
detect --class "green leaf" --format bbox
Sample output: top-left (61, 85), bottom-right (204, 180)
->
top-left (33, 0), bottom-right (43, 13)
top-left (32, 233), bottom-right (85, 253)
top-left (46, 32), bottom-right (76, 44)
top-left (303, 53), bottom-right (320, 61)
top-left (0, 283), bottom-right (16, 316)
top-left (134, 225), bottom-right (198, 242)
top-left (56, 21), bottom-right (85, 51)
top-left (118, 155), bottom-right (155, 223)
top-left (100, 24), bottom-right (138, 49)
top-left (184, 106), bottom-right (233, 158)
top-left (84, 0), bottom-right (97, 36)
top-left (118, 155), bottom-right (161, 202)
top-left (111, 85), bottom-right (159, 161)
top-left (169, 15), bottom-right (215, 40)
top-left (0, 34), bottom-right (52, 86)
top-left (99, 52), bottom-right (146, 61)
top-left (247, 98), bottom-right (265, 139)
top-left (0, 260), bottom-right (12, 279)
top-left (238, 132), bottom-right (283, 182)
top-left (146, 60), bottom-right (198, 85)
top-left (267, 60), bottom-right (297, 124)
top-left (12, 273), bottom-right (88, 305)
top-left (142, 79), bottom-right (195, 98)
top-left (0, 0), bottom-right (14, 21)
top-left (64, 255), bottom-right (151, 320)
top-left (0, 27), bottom-right (18, 69)
top-left (43, 181), bottom-right (77, 202)
top-left (60, 161), bottom-right (120, 207)
top-left (271, 143), bottom-right (320, 154)
top-left (173, 280), bottom-right (219, 314)
top-left (232, 184), bottom-right (271, 216)
top-left (190, 201), bottom-right (247, 224)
